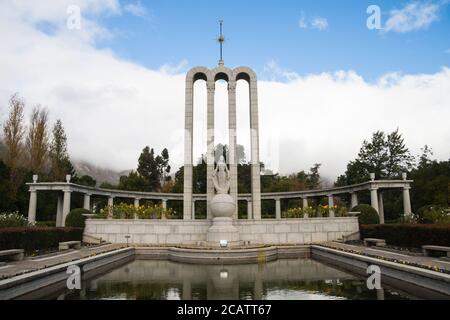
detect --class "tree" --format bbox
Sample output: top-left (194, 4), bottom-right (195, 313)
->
top-left (156, 148), bottom-right (171, 182)
top-left (118, 170), bottom-right (148, 191)
top-left (49, 120), bottom-right (73, 181)
top-left (306, 164), bottom-right (321, 189)
top-left (76, 175), bottom-right (96, 187)
top-left (410, 159), bottom-right (450, 211)
top-left (26, 105), bottom-right (49, 174)
top-left (336, 129), bottom-right (414, 185)
top-left (2, 94), bottom-right (26, 197)
top-left (418, 145), bottom-right (433, 168)
top-left (137, 147), bottom-right (160, 191)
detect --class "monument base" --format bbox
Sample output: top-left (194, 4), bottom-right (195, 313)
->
top-left (206, 217), bottom-right (240, 246)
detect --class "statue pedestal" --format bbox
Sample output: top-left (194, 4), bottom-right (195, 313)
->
top-left (207, 194), bottom-right (239, 246)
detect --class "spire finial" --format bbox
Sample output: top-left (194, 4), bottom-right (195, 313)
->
top-left (217, 20), bottom-right (225, 66)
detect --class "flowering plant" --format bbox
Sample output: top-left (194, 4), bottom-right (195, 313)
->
top-left (0, 212), bottom-right (29, 228)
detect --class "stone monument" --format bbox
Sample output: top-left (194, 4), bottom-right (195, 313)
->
top-left (207, 156), bottom-right (239, 245)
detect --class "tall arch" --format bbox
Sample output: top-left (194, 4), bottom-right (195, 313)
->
top-left (184, 67), bottom-right (212, 220)
top-left (184, 65), bottom-right (261, 221)
top-left (233, 67), bottom-right (261, 220)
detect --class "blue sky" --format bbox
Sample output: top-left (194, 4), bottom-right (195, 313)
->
top-left (96, 0), bottom-right (450, 81)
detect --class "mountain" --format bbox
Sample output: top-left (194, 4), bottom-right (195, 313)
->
top-left (73, 160), bottom-right (131, 186)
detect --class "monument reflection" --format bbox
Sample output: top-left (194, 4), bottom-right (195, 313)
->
top-left (54, 259), bottom-right (412, 300)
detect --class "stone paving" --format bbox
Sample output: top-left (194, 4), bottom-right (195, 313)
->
top-left (320, 242), bottom-right (450, 273)
top-left (0, 244), bottom-right (126, 280)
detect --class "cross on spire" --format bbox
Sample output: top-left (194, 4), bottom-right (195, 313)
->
top-left (217, 20), bottom-right (225, 65)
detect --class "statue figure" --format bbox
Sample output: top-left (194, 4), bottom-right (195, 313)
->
top-left (212, 156), bottom-right (230, 194)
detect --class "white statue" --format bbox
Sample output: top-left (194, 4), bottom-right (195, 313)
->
top-left (212, 156), bottom-right (230, 194)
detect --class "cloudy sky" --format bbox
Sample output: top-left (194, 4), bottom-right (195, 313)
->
top-left (0, 0), bottom-right (449, 182)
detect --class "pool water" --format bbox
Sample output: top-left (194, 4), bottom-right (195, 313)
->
top-left (49, 259), bottom-right (413, 300)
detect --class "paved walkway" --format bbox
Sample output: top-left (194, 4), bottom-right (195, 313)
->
top-left (0, 244), bottom-right (126, 280)
top-left (320, 242), bottom-right (450, 273)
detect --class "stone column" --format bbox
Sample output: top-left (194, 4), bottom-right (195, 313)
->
top-left (247, 200), bottom-right (253, 220)
top-left (62, 188), bottom-right (72, 227)
top-left (27, 187), bottom-right (37, 225)
top-left (192, 200), bottom-right (196, 220)
top-left (302, 197), bottom-right (308, 208)
top-left (370, 187), bottom-right (379, 214)
top-left (328, 195), bottom-right (335, 218)
top-left (350, 192), bottom-right (358, 210)
top-left (378, 192), bottom-right (385, 224)
top-left (134, 198), bottom-right (140, 219)
top-left (162, 199), bottom-right (167, 220)
top-left (83, 193), bottom-right (91, 211)
top-left (275, 198), bottom-right (281, 219)
top-left (403, 186), bottom-right (412, 217)
top-left (107, 196), bottom-right (114, 219)
top-left (250, 77), bottom-right (261, 220)
top-left (183, 74), bottom-right (194, 221)
top-left (206, 81), bottom-right (215, 220)
top-left (56, 194), bottom-right (63, 227)
top-left (228, 80), bottom-right (238, 220)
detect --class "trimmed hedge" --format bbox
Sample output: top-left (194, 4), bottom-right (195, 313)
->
top-left (351, 204), bottom-right (380, 225)
top-left (0, 227), bottom-right (83, 253)
top-left (361, 224), bottom-right (450, 248)
top-left (66, 208), bottom-right (89, 229)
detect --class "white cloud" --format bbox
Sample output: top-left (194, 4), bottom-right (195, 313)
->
top-left (311, 17), bottom-right (328, 31)
top-left (124, 1), bottom-right (147, 17)
top-left (1, 2), bottom-right (450, 182)
top-left (445, 48), bottom-right (450, 54)
top-left (385, 2), bottom-right (440, 33)
top-left (298, 13), bottom-right (328, 31)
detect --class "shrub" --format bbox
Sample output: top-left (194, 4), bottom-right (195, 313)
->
top-left (286, 208), bottom-right (304, 218)
top-left (361, 224), bottom-right (450, 248)
top-left (351, 204), bottom-right (380, 225)
top-left (112, 203), bottom-right (136, 219)
top-left (416, 205), bottom-right (450, 224)
top-left (0, 227), bottom-right (83, 253)
top-left (65, 208), bottom-right (90, 229)
top-left (0, 212), bottom-right (29, 228)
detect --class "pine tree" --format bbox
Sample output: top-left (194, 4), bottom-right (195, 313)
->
top-left (49, 120), bottom-right (75, 181)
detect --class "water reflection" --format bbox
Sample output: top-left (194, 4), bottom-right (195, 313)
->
top-left (53, 259), bottom-right (411, 300)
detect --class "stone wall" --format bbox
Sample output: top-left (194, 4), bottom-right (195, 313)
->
top-left (85, 217), bottom-right (359, 245)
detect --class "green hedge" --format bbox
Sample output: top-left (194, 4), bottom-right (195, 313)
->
top-left (361, 224), bottom-right (450, 248)
top-left (0, 227), bottom-right (83, 253)
top-left (66, 208), bottom-right (89, 229)
top-left (351, 204), bottom-right (380, 225)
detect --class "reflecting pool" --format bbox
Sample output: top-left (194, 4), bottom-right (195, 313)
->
top-left (41, 259), bottom-right (417, 300)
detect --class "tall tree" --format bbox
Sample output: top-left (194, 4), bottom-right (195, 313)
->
top-left (336, 129), bottom-right (414, 185)
top-left (49, 120), bottom-right (74, 181)
top-left (306, 164), bottom-right (322, 189)
top-left (138, 147), bottom-right (160, 191)
top-left (2, 93), bottom-right (25, 171)
top-left (2, 94), bottom-right (26, 197)
top-left (157, 148), bottom-right (171, 182)
top-left (26, 105), bottom-right (49, 174)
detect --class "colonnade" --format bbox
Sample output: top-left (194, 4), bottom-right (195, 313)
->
top-left (27, 173), bottom-right (413, 227)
